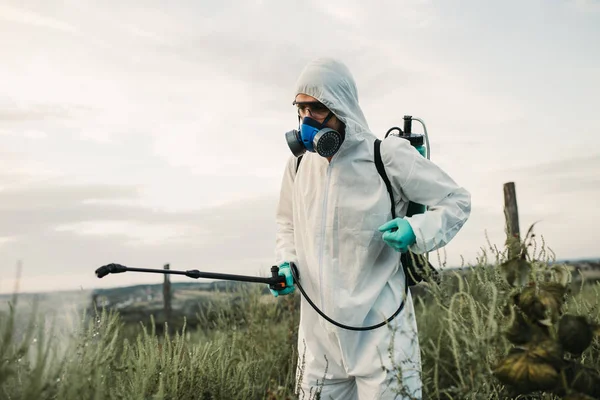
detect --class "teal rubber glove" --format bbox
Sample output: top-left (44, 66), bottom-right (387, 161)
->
top-left (378, 218), bottom-right (417, 253)
top-left (270, 262), bottom-right (295, 297)
top-left (414, 145), bottom-right (426, 158)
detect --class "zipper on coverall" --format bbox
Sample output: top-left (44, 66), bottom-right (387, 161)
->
top-left (318, 163), bottom-right (333, 311)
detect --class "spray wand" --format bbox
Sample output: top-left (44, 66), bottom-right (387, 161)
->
top-left (95, 263), bottom-right (292, 292)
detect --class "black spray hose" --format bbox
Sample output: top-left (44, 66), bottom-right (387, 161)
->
top-left (289, 262), bottom-right (407, 331)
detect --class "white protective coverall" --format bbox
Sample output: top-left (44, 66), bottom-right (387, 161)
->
top-left (274, 58), bottom-right (471, 400)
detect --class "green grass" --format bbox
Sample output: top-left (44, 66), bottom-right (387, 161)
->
top-left (2, 236), bottom-right (600, 400)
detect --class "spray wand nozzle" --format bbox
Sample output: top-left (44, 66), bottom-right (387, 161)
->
top-left (95, 263), bottom-right (296, 292)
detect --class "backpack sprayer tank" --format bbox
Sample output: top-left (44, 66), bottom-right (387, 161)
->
top-left (385, 115), bottom-right (430, 159)
top-left (385, 115), bottom-right (430, 217)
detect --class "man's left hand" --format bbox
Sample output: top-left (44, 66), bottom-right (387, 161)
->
top-left (378, 218), bottom-right (417, 252)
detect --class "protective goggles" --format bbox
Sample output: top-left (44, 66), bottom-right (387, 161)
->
top-left (292, 100), bottom-right (330, 119)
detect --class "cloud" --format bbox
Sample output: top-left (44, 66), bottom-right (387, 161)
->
top-left (0, 103), bottom-right (75, 121)
top-left (0, 148), bottom-right (63, 185)
top-left (569, 0), bottom-right (600, 12)
top-left (495, 154), bottom-right (600, 198)
top-left (0, 182), bottom-right (140, 210)
top-left (0, 3), bottom-right (77, 33)
top-left (0, 180), bottom-right (280, 293)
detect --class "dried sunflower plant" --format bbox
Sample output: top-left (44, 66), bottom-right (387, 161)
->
top-left (493, 224), bottom-right (600, 399)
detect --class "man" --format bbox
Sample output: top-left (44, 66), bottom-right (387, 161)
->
top-left (272, 58), bottom-right (471, 399)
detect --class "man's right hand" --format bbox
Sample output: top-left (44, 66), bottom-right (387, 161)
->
top-left (270, 262), bottom-right (295, 297)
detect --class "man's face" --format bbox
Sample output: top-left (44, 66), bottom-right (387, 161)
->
top-left (294, 94), bottom-right (343, 132)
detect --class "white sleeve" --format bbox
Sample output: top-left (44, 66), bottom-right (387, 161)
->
top-left (381, 136), bottom-right (471, 254)
top-left (274, 155), bottom-right (299, 265)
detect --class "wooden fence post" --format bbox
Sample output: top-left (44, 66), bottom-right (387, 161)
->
top-left (503, 182), bottom-right (521, 258)
top-left (163, 263), bottom-right (172, 323)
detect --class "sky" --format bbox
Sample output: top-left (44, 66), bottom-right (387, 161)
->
top-left (0, 0), bottom-right (599, 294)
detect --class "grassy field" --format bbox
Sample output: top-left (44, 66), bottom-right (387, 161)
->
top-left (2, 236), bottom-right (600, 400)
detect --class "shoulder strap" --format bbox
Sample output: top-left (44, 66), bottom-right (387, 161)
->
top-left (295, 155), bottom-right (303, 173)
top-left (375, 139), bottom-right (413, 291)
top-left (374, 139), bottom-right (396, 219)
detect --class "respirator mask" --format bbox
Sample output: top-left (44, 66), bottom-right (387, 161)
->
top-left (284, 101), bottom-right (344, 158)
